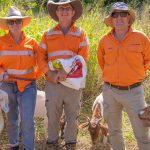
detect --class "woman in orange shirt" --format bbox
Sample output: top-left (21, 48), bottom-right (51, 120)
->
top-left (0, 6), bottom-right (39, 150)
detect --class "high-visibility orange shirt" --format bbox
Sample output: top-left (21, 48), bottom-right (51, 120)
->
top-left (0, 31), bottom-right (40, 91)
top-left (38, 23), bottom-right (89, 74)
top-left (97, 28), bottom-right (150, 86)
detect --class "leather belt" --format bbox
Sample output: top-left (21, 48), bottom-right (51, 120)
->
top-left (105, 82), bottom-right (141, 90)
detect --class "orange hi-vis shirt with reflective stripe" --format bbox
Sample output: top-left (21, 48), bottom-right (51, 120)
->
top-left (97, 28), bottom-right (150, 86)
top-left (38, 23), bottom-right (89, 74)
top-left (0, 31), bottom-right (39, 91)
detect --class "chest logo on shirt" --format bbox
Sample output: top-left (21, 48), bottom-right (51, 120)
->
top-left (107, 47), bottom-right (113, 51)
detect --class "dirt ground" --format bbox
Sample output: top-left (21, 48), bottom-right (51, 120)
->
top-left (0, 117), bottom-right (138, 150)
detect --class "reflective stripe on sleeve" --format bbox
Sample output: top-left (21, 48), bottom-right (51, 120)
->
top-left (79, 38), bottom-right (89, 47)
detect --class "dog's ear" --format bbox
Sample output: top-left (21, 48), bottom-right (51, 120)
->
top-left (79, 122), bottom-right (89, 128)
top-left (139, 106), bottom-right (150, 120)
top-left (138, 106), bottom-right (150, 127)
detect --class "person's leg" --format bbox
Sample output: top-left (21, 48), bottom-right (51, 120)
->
top-left (63, 85), bottom-right (82, 147)
top-left (102, 83), bottom-right (126, 150)
top-left (0, 82), bottom-right (19, 148)
top-left (45, 82), bottom-right (63, 144)
top-left (18, 81), bottom-right (37, 150)
top-left (123, 85), bottom-right (150, 150)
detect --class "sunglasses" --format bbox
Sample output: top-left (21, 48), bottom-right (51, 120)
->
top-left (7, 20), bottom-right (22, 25)
top-left (111, 12), bottom-right (129, 18)
top-left (57, 7), bottom-right (73, 12)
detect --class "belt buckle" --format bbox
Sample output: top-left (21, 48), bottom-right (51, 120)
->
top-left (128, 86), bottom-right (131, 91)
top-left (117, 86), bottom-right (120, 90)
top-left (108, 83), bottom-right (112, 88)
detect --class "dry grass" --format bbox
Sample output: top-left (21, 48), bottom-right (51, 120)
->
top-left (0, 111), bottom-right (138, 150)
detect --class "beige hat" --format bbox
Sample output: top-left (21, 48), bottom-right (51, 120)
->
top-left (47, 0), bottom-right (83, 22)
top-left (0, 6), bottom-right (31, 30)
top-left (104, 2), bottom-right (135, 27)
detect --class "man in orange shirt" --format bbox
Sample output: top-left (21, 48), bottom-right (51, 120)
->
top-left (97, 2), bottom-right (150, 150)
top-left (0, 6), bottom-right (39, 150)
top-left (38, 0), bottom-right (89, 149)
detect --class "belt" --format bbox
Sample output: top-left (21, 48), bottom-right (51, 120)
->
top-left (105, 82), bottom-right (141, 90)
top-left (9, 75), bottom-right (35, 81)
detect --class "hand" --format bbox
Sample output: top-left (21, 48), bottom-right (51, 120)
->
top-left (0, 71), bottom-right (9, 81)
top-left (3, 72), bottom-right (9, 80)
top-left (46, 70), bottom-right (59, 84)
top-left (57, 68), bottom-right (67, 81)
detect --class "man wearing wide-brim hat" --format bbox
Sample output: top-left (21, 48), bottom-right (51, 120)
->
top-left (0, 6), bottom-right (40, 150)
top-left (0, 7), bottom-right (31, 30)
top-left (97, 2), bottom-right (150, 150)
top-left (38, 0), bottom-right (89, 149)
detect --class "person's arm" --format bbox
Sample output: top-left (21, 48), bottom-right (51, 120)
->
top-left (37, 32), bottom-right (60, 83)
top-left (0, 68), bottom-right (8, 81)
top-left (141, 34), bottom-right (150, 70)
top-left (0, 41), bottom-right (8, 81)
top-left (37, 32), bottom-right (49, 74)
top-left (78, 30), bottom-right (89, 61)
top-left (97, 38), bottom-right (105, 71)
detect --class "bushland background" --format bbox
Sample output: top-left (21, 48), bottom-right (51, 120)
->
top-left (0, 0), bottom-right (150, 149)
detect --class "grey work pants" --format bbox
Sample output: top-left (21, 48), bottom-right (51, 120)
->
top-left (45, 81), bottom-right (82, 144)
top-left (102, 83), bottom-right (150, 150)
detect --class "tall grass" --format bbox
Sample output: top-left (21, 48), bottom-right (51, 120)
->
top-left (0, 1), bottom-right (150, 103)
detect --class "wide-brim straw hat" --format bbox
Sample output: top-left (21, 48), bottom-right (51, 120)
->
top-left (0, 6), bottom-right (31, 30)
top-left (47, 0), bottom-right (83, 22)
top-left (104, 2), bottom-right (135, 27)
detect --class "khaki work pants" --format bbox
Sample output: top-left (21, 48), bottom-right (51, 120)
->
top-left (102, 83), bottom-right (150, 150)
top-left (45, 81), bottom-right (82, 144)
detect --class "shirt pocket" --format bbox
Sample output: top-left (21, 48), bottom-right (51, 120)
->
top-left (126, 44), bottom-right (143, 63)
top-left (104, 47), bottom-right (117, 65)
top-left (127, 43), bottom-right (142, 52)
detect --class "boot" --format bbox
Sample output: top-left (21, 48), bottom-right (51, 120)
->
top-left (9, 145), bottom-right (19, 150)
top-left (46, 142), bottom-right (61, 150)
top-left (65, 143), bottom-right (76, 150)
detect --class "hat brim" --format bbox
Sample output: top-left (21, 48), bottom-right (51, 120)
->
top-left (47, 0), bottom-right (83, 22)
top-left (0, 16), bottom-right (31, 30)
top-left (104, 9), bottom-right (135, 27)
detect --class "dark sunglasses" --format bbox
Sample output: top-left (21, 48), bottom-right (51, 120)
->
top-left (7, 20), bottom-right (22, 25)
top-left (57, 7), bottom-right (73, 12)
top-left (111, 12), bottom-right (129, 18)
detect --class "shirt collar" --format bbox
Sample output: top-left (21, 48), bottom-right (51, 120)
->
top-left (55, 22), bottom-right (77, 33)
top-left (109, 27), bottom-right (133, 41)
top-left (7, 31), bottom-right (26, 42)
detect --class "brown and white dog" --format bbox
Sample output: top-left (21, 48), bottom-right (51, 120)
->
top-left (138, 105), bottom-right (150, 127)
top-left (79, 94), bottom-right (111, 150)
